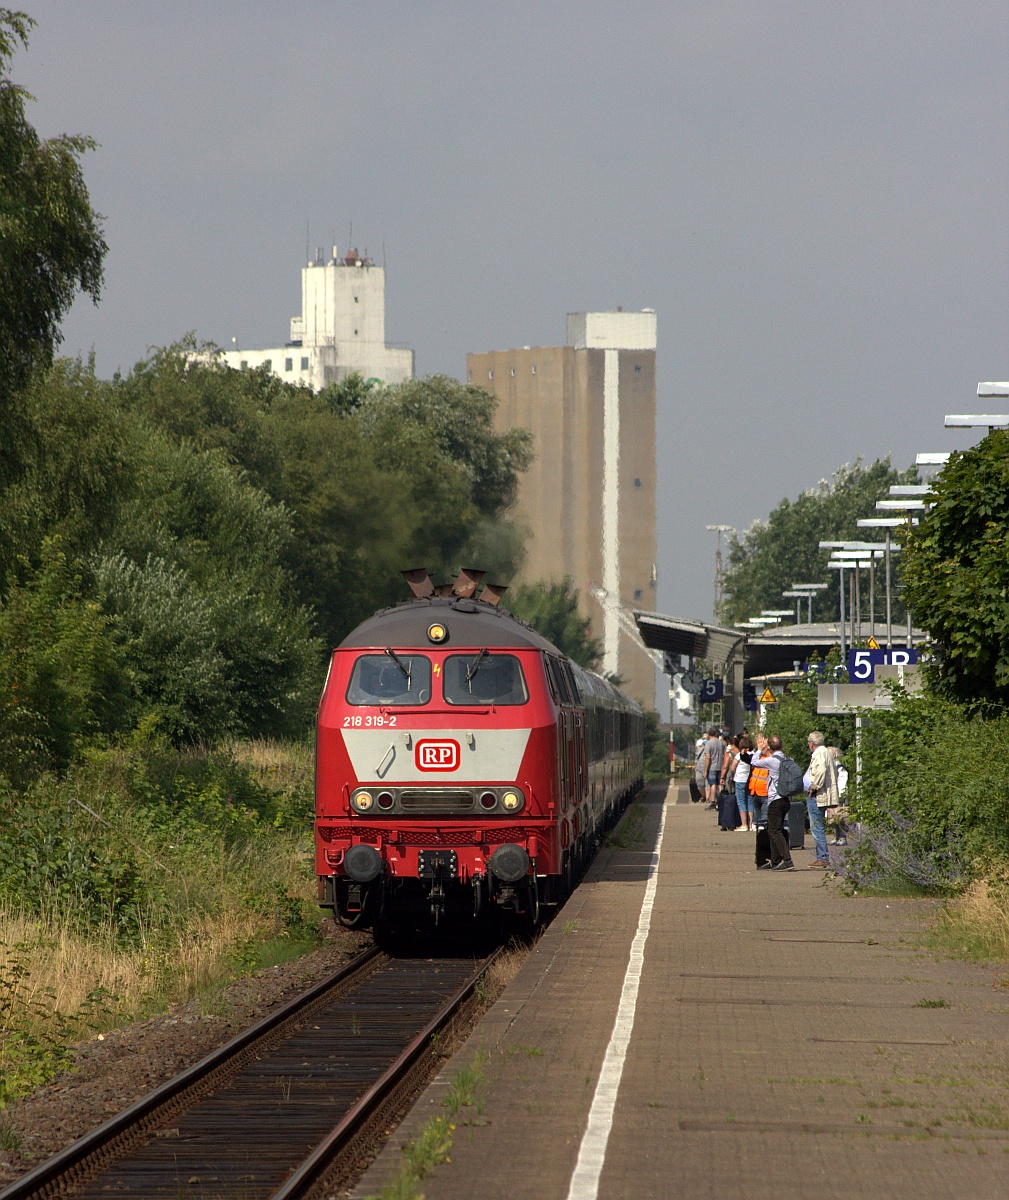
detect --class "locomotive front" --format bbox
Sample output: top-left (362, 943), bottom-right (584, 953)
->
top-left (315, 570), bottom-right (562, 935)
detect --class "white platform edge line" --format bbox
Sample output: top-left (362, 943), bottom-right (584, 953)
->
top-left (565, 799), bottom-right (668, 1200)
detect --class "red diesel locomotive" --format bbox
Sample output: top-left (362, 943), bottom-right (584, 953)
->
top-left (315, 569), bottom-right (644, 937)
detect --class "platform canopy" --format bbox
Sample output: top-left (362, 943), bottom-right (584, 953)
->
top-left (632, 610), bottom-right (744, 667)
top-left (743, 621), bottom-right (922, 676)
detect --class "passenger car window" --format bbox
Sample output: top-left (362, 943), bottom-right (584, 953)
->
top-left (443, 653), bottom-right (528, 706)
top-left (346, 654), bottom-right (432, 705)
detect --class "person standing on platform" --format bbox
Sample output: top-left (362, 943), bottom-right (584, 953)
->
top-left (691, 739), bottom-right (706, 803)
top-left (806, 731), bottom-right (838, 868)
top-left (733, 734), bottom-right (755, 831)
top-left (751, 734), bottom-right (794, 870)
top-left (702, 727), bottom-right (724, 808)
top-left (717, 736), bottom-right (741, 830)
top-left (827, 746), bottom-right (850, 844)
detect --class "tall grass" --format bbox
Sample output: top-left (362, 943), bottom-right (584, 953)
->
top-left (0, 737), bottom-right (322, 1102)
top-left (927, 874), bottom-right (1009, 963)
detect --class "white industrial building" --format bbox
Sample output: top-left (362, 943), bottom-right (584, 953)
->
top-left (221, 247), bottom-right (414, 389)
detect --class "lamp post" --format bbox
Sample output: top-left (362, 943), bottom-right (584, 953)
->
top-left (821, 542), bottom-right (893, 646)
top-left (857, 517), bottom-right (908, 648)
top-left (790, 581), bottom-right (829, 623)
top-left (705, 524), bottom-right (734, 623)
top-left (944, 413), bottom-right (1009, 432)
top-left (782, 590), bottom-right (806, 624)
top-left (761, 608), bottom-right (795, 623)
top-left (874, 502), bottom-right (928, 647)
top-left (826, 561), bottom-right (852, 660)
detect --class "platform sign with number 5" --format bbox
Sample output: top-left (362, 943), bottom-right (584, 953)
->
top-left (847, 648), bottom-right (918, 682)
top-left (700, 679), bottom-right (724, 703)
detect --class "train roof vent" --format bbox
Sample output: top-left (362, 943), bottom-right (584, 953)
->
top-left (402, 568), bottom-right (434, 598)
top-left (402, 566), bottom-right (503, 602)
top-left (452, 567), bottom-right (485, 598)
top-left (480, 583), bottom-right (509, 607)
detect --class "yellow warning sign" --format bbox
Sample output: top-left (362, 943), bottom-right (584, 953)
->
top-left (759, 687), bottom-right (776, 704)
top-left (867, 635), bottom-right (880, 649)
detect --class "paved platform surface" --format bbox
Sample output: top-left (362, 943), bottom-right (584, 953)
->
top-left (352, 783), bottom-right (1009, 1199)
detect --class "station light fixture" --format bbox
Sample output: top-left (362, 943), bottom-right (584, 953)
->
top-left (944, 414), bottom-right (1009, 429)
top-left (916, 452), bottom-right (950, 466)
top-left (784, 580), bottom-right (828, 623)
top-left (876, 499), bottom-right (928, 511)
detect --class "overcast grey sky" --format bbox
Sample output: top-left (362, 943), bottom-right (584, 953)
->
top-left (17, 1), bottom-right (1009, 623)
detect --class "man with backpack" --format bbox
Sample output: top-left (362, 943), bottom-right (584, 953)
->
top-left (751, 734), bottom-right (800, 871)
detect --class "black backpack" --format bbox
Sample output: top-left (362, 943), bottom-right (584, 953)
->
top-left (777, 755), bottom-right (805, 798)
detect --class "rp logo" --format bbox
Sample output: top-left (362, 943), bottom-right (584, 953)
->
top-left (415, 739), bottom-right (460, 771)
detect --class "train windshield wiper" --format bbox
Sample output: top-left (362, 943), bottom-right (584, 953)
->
top-left (384, 647), bottom-right (412, 689)
top-left (466, 648), bottom-right (488, 693)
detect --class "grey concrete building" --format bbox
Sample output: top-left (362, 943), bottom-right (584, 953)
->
top-left (467, 311), bottom-right (658, 706)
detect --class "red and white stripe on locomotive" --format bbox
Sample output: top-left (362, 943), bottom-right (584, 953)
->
top-left (314, 569), bottom-right (644, 932)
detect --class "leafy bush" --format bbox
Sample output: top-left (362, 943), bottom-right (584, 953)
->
top-left (0, 788), bottom-right (146, 932)
top-left (764, 657), bottom-right (855, 765)
top-left (508, 578), bottom-right (602, 668)
top-left (0, 542), bottom-right (129, 787)
top-left (901, 430), bottom-right (1009, 708)
top-left (724, 458), bottom-right (914, 626)
top-left (846, 689), bottom-right (1009, 891)
top-left (642, 711), bottom-right (670, 781)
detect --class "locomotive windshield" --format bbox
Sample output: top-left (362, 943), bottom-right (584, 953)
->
top-left (346, 653), bottom-right (432, 705)
top-left (443, 653), bottom-right (528, 705)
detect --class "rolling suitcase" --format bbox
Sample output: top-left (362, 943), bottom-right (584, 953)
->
top-left (755, 826), bottom-right (771, 868)
top-left (718, 790), bottom-right (740, 830)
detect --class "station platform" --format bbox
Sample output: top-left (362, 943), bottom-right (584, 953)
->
top-left (353, 782), bottom-right (1009, 1200)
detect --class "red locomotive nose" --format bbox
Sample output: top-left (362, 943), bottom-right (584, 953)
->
top-left (314, 583), bottom-right (644, 937)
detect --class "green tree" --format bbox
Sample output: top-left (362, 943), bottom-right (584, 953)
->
top-left (358, 375), bottom-right (533, 517)
top-left (0, 10), bottom-right (106, 405)
top-left (901, 431), bottom-right (1009, 708)
top-left (318, 370), bottom-right (381, 415)
top-left (508, 578), bottom-right (602, 669)
top-left (0, 541), bottom-right (128, 788)
top-left (764, 671), bottom-right (855, 765)
top-left (723, 459), bottom-right (914, 627)
top-left (0, 357), bottom-right (135, 595)
top-left (118, 353), bottom-right (534, 646)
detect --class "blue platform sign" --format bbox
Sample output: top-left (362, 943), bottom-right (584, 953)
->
top-left (847, 648), bottom-right (919, 682)
top-left (743, 683), bottom-right (757, 712)
top-left (699, 678), bottom-right (724, 703)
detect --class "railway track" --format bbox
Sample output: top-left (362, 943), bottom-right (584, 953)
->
top-left (3, 945), bottom-right (499, 1200)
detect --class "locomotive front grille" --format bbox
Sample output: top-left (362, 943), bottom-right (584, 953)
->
top-left (399, 789), bottom-right (475, 813)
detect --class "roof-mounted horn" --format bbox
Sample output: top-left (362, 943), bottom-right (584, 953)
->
top-left (452, 567), bottom-right (485, 598)
top-left (402, 568), bottom-right (434, 599)
top-left (480, 583), bottom-right (509, 607)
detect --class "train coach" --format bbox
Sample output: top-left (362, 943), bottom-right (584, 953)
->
top-left (314, 568), bottom-right (644, 939)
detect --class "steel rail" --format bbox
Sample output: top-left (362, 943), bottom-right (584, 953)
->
top-left (269, 946), bottom-right (501, 1200)
top-left (0, 945), bottom-right (383, 1200)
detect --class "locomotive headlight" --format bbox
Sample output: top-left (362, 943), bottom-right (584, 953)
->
top-left (352, 790), bottom-right (374, 812)
top-left (501, 790), bottom-right (523, 812)
top-left (427, 622), bottom-right (448, 644)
